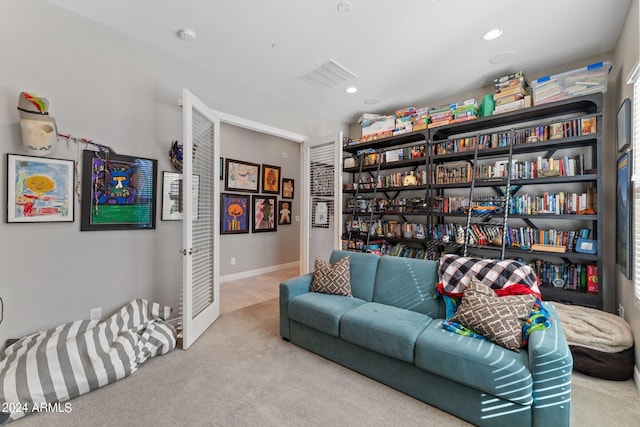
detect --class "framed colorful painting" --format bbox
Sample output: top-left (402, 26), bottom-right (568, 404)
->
top-left (252, 195), bottom-right (277, 232)
top-left (281, 177), bottom-right (294, 199)
top-left (617, 151), bottom-right (632, 279)
top-left (6, 154), bottom-right (75, 223)
top-left (161, 171), bottom-right (200, 221)
top-left (278, 200), bottom-right (292, 225)
top-left (225, 158), bottom-right (259, 193)
top-left (221, 193), bottom-right (250, 234)
top-left (81, 150), bottom-right (157, 231)
top-left (261, 164), bottom-right (281, 194)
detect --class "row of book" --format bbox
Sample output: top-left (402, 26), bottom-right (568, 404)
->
top-left (430, 115), bottom-right (597, 156)
top-left (510, 189), bottom-right (597, 215)
top-left (346, 197), bottom-right (428, 214)
top-left (527, 260), bottom-right (598, 293)
top-left (346, 220), bottom-right (428, 239)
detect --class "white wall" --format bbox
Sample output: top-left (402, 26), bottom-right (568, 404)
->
top-left (0, 0), bottom-right (345, 348)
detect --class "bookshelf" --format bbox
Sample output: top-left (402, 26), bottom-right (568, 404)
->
top-left (341, 93), bottom-right (604, 309)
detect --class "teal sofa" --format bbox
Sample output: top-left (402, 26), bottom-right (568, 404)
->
top-left (279, 250), bottom-right (572, 427)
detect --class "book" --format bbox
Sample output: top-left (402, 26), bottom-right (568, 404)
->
top-left (531, 243), bottom-right (566, 253)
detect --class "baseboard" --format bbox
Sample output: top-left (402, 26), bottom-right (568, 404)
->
top-left (634, 366), bottom-right (640, 393)
top-left (220, 261), bottom-right (300, 283)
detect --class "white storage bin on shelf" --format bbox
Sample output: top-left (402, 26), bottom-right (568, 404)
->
top-left (531, 61), bottom-right (611, 106)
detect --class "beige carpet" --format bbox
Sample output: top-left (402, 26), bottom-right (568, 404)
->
top-left (15, 299), bottom-right (640, 427)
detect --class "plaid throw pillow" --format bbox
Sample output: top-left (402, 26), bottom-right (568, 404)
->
top-left (450, 277), bottom-right (536, 352)
top-left (311, 257), bottom-right (352, 297)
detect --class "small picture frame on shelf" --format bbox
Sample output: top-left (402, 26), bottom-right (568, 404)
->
top-left (617, 98), bottom-right (631, 152)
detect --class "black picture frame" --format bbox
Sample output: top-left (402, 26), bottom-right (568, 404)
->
top-left (261, 164), bottom-right (281, 194)
top-left (281, 177), bottom-right (294, 199)
top-left (221, 193), bottom-right (250, 234)
top-left (617, 98), bottom-right (631, 152)
top-left (6, 153), bottom-right (75, 223)
top-left (278, 200), bottom-right (292, 225)
top-left (224, 158), bottom-right (260, 193)
top-left (161, 171), bottom-right (200, 221)
top-left (616, 151), bottom-right (632, 279)
top-left (81, 150), bottom-right (157, 231)
top-left (252, 195), bottom-right (277, 232)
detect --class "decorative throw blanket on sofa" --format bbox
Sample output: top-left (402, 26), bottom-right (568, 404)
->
top-left (0, 299), bottom-right (176, 424)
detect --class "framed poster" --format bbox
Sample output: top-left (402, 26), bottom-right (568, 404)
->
top-left (6, 154), bottom-right (75, 223)
top-left (281, 177), bottom-right (294, 199)
top-left (161, 171), bottom-right (200, 221)
top-left (252, 195), bottom-right (277, 232)
top-left (225, 158), bottom-right (259, 192)
top-left (261, 164), bottom-right (281, 194)
top-left (312, 198), bottom-right (332, 228)
top-left (81, 150), bottom-right (157, 231)
top-left (617, 98), bottom-right (631, 152)
top-left (221, 193), bottom-right (250, 234)
top-left (616, 151), bottom-right (632, 279)
top-left (278, 200), bottom-right (292, 225)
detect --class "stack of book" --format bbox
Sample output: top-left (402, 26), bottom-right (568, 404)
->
top-left (428, 105), bottom-right (454, 128)
top-left (453, 99), bottom-right (479, 123)
top-left (493, 71), bottom-right (532, 114)
top-left (393, 107), bottom-right (416, 136)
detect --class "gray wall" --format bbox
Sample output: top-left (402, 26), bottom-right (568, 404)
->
top-left (219, 124), bottom-right (301, 276)
top-left (0, 0), bottom-right (344, 348)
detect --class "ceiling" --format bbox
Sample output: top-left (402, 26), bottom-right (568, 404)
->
top-left (46, 0), bottom-right (631, 124)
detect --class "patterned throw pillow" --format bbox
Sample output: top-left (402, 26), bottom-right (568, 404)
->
top-left (450, 277), bottom-right (537, 351)
top-left (311, 257), bottom-right (352, 297)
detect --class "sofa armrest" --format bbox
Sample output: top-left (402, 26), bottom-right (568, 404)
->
top-left (279, 273), bottom-right (313, 339)
top-left (527, 302), bottom-right (573, 427)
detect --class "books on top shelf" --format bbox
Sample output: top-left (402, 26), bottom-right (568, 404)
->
top-left (492, 70), bottom-right (531, 115)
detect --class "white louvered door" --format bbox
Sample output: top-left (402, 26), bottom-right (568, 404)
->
top-left (305, 134), bottom-right (342, 272)
top-left (181, 89), bottom-right (220, 349)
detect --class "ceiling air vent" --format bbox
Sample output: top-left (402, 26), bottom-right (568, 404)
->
top-left (297, 58), bottom-right (357, 90)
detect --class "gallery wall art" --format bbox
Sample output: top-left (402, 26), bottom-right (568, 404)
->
top-left (161, 171), bottom-right (200, 221)
top-left (221, 193), bottom-right (250, 234)
top-left (6, 154), bottom-right (75, 223)
top-left (81, 150), bottom-right (157, 231)
top-left (261, 164), bottom-right (281, 194)
top-left (225, 158), bottom-right (259, 193)
top-left (252, 195), bottom-right (277, 232)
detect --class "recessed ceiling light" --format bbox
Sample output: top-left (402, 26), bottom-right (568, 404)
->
top-left (489, 51), bottom-right (515, 64)
top-left (483, 28), bottom-right (503, 41)
top-left (177, 28), bottom-right (197, 41)
top-left (364, 98), bottom-right (379, 105)
top-left (345, 86), bottom-right (358, 94)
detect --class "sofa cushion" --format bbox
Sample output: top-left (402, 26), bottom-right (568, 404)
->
top-left (330, 250), bottom-right (379, 302)
top-left (450, 278), bottom-right (537, 351)
top-left (311, 256), bottom-right (352, 296)
top-left (415, 320), bottom-right (533, 406)
top-left (340, 302), bottom-right (432, 363)
top-left (288, 293), bottom-right (366, 337)
top-left (372, 256), bottom-right (442, 317)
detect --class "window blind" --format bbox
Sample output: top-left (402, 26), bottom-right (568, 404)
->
top-left (309, 142), bottom-right (336, 268)
top-left (629, 62), bottom-right (640, 304)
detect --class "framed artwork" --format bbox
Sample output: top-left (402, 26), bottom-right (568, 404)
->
top-left (278, 200), bottom-right (292, 225)
top-left (616, 151), bottom-right (632, 279)
top-left (261, 164), bottom-right (281, 194)
top-left (225, 158), bottom-right (259, 192)
top-left (221, 193), bottom-right (250, 234)
top-left (220, 157), bottom-right (224, 180)
top-left (312, 198), bottom-right (332, 228)
top-left (617, 98), bottom-right (631, 152)
top-left (81, 150), bottom-right (157, 231)
top-left (281, 177), bottom-right (294, 199)
top-left (6, 154), bottom-right (75, 223)
top-left (252, 195), bottom-right (277, 232)
top-left (161, 171), bottom-right (200, 221)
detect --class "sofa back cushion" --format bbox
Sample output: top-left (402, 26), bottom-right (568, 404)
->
top-left (372, 256), bottom-right (443, 318)
top-left (329, 250), bottom-right (379, 302)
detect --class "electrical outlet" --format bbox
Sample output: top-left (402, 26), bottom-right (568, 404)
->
top-left (231, 257), bottom-right (237, 266)
top-left (618, 303), bottom-right (625, 318)
top-left (90, 307), bottom-right (102, 321)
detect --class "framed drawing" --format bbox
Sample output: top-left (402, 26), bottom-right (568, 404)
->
top-left (161, 171), bottom-right (200, 221)
top-left (617, 98), bottom-right (631, 152)
top-left (221, 193), bottom-right (250, 234)
top-left (312, 198), bottom-right (332, 228)
top-left (261, 164), bottom-right (281, 194)
top-left (81, 150), bottom-right (157, 231)
top-left (617, 151), bottom-right (632, 279)
top-left (278, 200), bottom-right (292, 225)
top-left (6, 154), bottom-right (75, 223)
top-left (252, 195), bottom-right (277, 232)
top-left (225, 158), bottom-right (259, 192)
top-left (281, 177), bottom-right (294, 199)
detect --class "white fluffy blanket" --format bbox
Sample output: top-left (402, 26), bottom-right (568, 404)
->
top-left (553, 303), bottom-right (633, 353)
